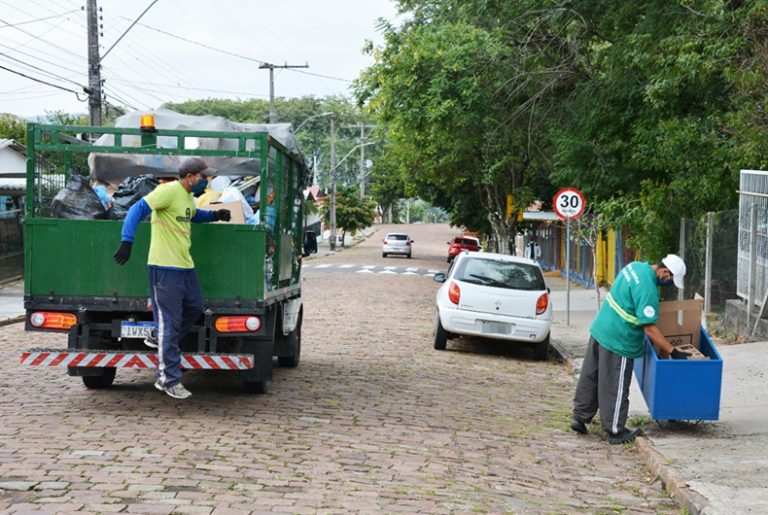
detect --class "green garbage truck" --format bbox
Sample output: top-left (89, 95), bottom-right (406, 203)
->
top-left (20, 112), bottom-right (307, 393)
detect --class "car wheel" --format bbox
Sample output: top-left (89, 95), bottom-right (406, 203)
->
top-left (533, 334), bottom-right (550, 361)
top-left (447, 256), bottom-right (452, 263)
top-left (81, 367), bottom-right (116, 389)
top-left (382, 253), bottom-right (387, 258)
top-left (434, 315), bottom-right (448, 350)
top-left (407, 252), bottom-right (412, 258)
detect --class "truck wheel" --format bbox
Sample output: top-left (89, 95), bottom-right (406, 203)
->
top-left (533, 334), bottom-right (550, 361)
top-left (277, 312), bottom-right (302, 368)
top-left (434, 315), bottom-right (448, 350)
top-left (243, 380), bottom-right (270, 394)
top-left (81, 368), bottom-right (116, 389)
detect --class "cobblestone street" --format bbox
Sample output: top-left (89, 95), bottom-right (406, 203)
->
top-left (0, 223), bottom-right (679, 513)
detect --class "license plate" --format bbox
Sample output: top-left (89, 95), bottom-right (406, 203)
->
top-left (120, 321), bottom-right (155, 339)
top-left (481, 321), bottom-right (513, 335)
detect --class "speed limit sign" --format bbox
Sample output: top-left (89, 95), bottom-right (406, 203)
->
top-left (553, 187), bottom-right (586, 220)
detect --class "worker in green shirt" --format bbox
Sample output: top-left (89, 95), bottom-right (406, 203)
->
top-left (571, 254), bottom-right (690, 444)
top-left (113, 157), bottom-right (231, 400)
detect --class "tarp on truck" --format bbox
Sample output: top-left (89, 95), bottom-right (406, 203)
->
top-left (89, 108), bottom-right (304, 181)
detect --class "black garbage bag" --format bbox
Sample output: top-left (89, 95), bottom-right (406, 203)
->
top-left (108, 175), bottom-right (159, 220)
top-left (50, 174), bottom-right (109, 220)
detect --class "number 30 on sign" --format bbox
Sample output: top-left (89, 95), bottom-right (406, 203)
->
top-left (553, 187), bottom-right (586, 220)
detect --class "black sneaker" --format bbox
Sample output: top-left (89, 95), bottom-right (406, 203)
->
top-left (570, 417), bottom-right (588, 435)
top-left (608, 428), bottom-right (643, 445)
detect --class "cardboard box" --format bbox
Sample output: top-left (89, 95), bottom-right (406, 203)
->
top-left (199, 201), bottom-right (245, 224)
top-left (655, 299), bottom-right (704, 350)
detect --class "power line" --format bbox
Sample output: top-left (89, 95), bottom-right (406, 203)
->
top-left (100, 0), bottom-right (158, 62)
top-left (0, 40), bottom-right (83, 75)
top-left (0, 14), bottom-right (84, 61)
top-left (0, 62), bottom-right (85, 98)
top-left (131, 20), bottom-right (352, 83)
top-left (0, 49), bottom-right (85, 87)
top-left (0, 8), bottom-right (79, 29)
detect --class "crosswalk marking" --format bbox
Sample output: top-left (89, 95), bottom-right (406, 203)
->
top-left (306, 263), bottom-right (444, 278)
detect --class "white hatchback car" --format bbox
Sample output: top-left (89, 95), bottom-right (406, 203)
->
top-left (382, 232), bottom-right (413, 258)
top-left (433, 252), bottom-right (552, 359)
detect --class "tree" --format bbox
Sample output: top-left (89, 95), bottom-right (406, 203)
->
top-left (321, 185), bottom-right (376, 246)
top-left (0, 114), bottom-right (27, 144)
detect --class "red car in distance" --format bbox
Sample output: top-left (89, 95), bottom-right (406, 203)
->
top-left (447, 236), bottom-right (481, 263)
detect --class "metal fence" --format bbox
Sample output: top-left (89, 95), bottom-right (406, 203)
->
top-left (0, 209), bottom-right (23, 282)
top-left (737, 170), bottom-right (768, 308)
top-left (679, 210), bottom-right (740, 310)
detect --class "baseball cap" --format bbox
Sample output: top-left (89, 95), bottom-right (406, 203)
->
top-left (661, 254), bottom-right (686, 289)
top-left (179, 157), bottom-right (217, 177)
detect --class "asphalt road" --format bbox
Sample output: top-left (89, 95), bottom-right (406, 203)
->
top-left (0, 223), bottom-right (680, 513)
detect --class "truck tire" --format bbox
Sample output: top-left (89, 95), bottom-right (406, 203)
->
top-left (243, 380), bottom-right (270, 394)
top-left (81, 368), bottom-right (116, 389)
top-left (533, 334), bottom-right (550, 361)
top-left (277, 311), bottom-right (302, 368)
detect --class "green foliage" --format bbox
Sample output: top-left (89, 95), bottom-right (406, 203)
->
top-left (321, 184), bottom-right (376, 237)
top-left (0, 114), bottom-right (27, 144)
top-left (360, 0), bottom-right (759, 257)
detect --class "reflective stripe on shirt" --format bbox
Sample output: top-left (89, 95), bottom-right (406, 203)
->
top-left (605, 293), bottom-right (642, 326)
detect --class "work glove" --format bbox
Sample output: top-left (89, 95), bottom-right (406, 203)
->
top-left (670, 348), bottom-right (691, 360)
top-left (113, 241), bottom-right (132, 265)
top-left (213, 209), bottom-right (231, 222)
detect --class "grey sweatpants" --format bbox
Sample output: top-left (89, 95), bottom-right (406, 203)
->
top-left (573, 336), bottom-right (634, 435)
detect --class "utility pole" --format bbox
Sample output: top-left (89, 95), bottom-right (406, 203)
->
top-left (347, 124), bottom-right (375, 197)
top-left (259, 62), bottom-right (309, 123)
top-left (329, 117), bottom-right (337, 251)
top-left (86, 0), bottom-right (102, 126)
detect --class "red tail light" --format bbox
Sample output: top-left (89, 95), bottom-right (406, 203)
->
top-left (536, 293), bottom-right (549, 315)
top-left (405, 241), bottom-right (411, 246)
top-left (29, 311), bottom-right (77, 330)
top-left (215, 316), bottom-right (262, 333)
top-left (448, 281), bottom-right (461, 304)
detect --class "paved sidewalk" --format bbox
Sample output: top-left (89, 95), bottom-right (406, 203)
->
top-left (0, 278), bottom-right (23, 326)
top-left (546, 275), bottom-right (768, 514)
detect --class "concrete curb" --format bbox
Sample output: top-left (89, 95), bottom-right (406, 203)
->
top-left (0, 315), bottom-right (23, 327)
top-left (635, 436), bottom-right (709, 514)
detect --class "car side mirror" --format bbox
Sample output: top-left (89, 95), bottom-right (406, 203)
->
top-left (547, 287), bottom-right (551, 294)
top-left (433, 272), bottom-right (446, 283)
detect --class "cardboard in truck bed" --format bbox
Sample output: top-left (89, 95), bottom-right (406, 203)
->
top-left (199, 201), bottom-right (245, 224)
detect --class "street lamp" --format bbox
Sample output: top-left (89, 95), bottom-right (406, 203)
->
top-left (294, 112), bottom-right (333, 133)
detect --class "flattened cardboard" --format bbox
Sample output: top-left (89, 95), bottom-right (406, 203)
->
top-left (199, 201), bottom-right (245, 224)
top-left (653, 299), bottom-right (704, 356)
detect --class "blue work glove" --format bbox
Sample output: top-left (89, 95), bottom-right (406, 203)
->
top-left (213, 209), bottom-right (231, 222)
top-left (113, 241), bottom-right (132, 265)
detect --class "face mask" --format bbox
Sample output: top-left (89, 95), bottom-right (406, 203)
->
top-left (191, 178), bottom-right (208, 194)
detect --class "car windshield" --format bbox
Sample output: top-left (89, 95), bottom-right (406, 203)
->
top-left (387, 234), bottom-right (408, 240)
top-left (454, 238), bottom-right (478, 246)
top-left (453, 258), bottom-right (545, 291)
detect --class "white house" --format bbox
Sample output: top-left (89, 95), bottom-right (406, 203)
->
top-left (0, 139), bottom-right (26, 209)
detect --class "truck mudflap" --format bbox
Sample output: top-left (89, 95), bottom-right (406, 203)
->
top-left (20, 350), bottom-right (253, 370)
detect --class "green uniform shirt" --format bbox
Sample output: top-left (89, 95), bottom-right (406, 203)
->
top-left (589, 261), bottom-right (659, 358)
top-left (144, 181), bottom-right (196, 269)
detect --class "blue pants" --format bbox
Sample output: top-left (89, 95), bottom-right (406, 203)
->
top-left (149, 267), bottom-right (203, 387)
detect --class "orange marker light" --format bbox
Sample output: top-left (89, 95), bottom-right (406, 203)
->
top-left (140, 114), bottom-right (155, 131)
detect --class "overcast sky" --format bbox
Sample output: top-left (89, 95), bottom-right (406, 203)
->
top-left (0, 0), bottom-right (400, 119)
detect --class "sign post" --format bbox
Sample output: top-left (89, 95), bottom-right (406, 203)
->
top-left (553, 187), bottom-right (586, 326)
